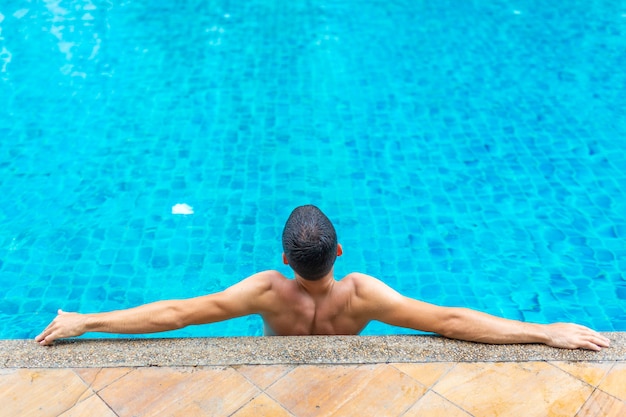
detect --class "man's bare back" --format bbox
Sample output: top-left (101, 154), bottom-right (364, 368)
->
top-left (252, 271), bottom-right (371, 336)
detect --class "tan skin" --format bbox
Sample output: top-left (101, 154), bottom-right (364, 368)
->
top-left (36, 245), bottom-right (611, 351)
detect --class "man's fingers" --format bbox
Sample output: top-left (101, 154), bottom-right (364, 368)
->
top-left (590, 335), bottom-right (610, 348)
top-left (577, 334), bottom-right (610, 351)
top-left (547, 323), bottom-right (610, 351)
top-left (586, 339), bottom-right (605, 351)
top-left (580, 329), bottom-right (610, 348)
top-left (35, 326), bottom-right (50, 341)
top-left (571, 325), bottom-right (610, 350)
top-left (580, 341), bottom-right (601, 352)
top-left (38, 331), bottom-right (56, 346)
top-left (35, 333), bottom-right (48, 345)
top-left (35, 321), bottom-right (59, 345)
top-left (593, 336), bottom-right (611, 347)
top-left (35, 310), bottom-right (66, 345)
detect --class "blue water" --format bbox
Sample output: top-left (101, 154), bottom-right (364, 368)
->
top-left (1, 0), bottom-right (625, 339)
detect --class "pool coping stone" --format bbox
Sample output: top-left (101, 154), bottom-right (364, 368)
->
top-left (2, 333), bottom-right (625, 368)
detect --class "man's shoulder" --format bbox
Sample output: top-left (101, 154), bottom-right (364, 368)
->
top-left (225, 270), bottom-right (290, 299)
top-left (340, 273), bottom-right (403, 315)
top-left (342, 272), bottom-right (382, 284)
top-left (341, 272), bottom-right (392, 295)
top-left (242, 270), bottom-right (290, 288)
top-left (253, 270), bottom-right (289, 279)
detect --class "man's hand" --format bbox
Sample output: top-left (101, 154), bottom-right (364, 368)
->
top-left (35, 309), bottom-right (87, 346)
top-left (543, 323), bottom-right (610, 351)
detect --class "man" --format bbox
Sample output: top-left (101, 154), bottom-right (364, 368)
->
top-left (36, 205), bottom-right (610, 350)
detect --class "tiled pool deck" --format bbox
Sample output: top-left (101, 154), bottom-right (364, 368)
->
top-left (2, 334), bottom-right (625, 416)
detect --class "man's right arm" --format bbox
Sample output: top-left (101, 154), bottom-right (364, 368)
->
top-left (35, 271), bottom-right (280, 346)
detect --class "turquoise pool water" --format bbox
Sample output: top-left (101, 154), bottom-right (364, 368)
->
top-left (1, 0), bottom-right (625, 339)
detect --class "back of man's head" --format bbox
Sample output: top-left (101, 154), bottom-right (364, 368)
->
top-left (282, 205), bottom-right (338, 280)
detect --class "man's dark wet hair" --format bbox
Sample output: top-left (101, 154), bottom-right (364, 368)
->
top-left (282, 205), bottom-right (338, 281)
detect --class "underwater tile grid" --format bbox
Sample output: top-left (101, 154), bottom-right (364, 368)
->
top-left (0, 0), bottom-right (625, 339)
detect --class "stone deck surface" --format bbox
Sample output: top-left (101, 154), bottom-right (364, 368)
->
top-left (1, 334), bottom-right (625, 416)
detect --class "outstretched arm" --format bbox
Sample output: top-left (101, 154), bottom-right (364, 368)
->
top-left (35, 271), bottom-right (278, 346)
top-left (351, 273), bottom-right (610, 351)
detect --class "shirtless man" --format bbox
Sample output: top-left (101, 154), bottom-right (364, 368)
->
top-left (36, 205), bottom-right (610, 351)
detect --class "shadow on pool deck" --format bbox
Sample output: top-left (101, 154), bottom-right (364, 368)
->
top-left (1, 334), bottom-right (625, 416)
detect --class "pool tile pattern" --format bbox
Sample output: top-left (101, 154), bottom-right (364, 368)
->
top-left (1, 0), bottom-right (625, 340)
top-left (3, 361), bottom-right (626, 417)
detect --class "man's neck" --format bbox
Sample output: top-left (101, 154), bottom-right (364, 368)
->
top-left (295, 271), bottom-right (336, 297)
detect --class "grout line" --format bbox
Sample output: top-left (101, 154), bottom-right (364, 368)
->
top-left (431, 390), bottom-right (476, 417)
top-left (53, 370), bottom-right (98, 417)
top-left (252, 365), bottom-right (300, 413)
top-left (592, 387), bottom-right (626, 407)
top-left (594, 360), bottom-right (617, 389)
top-left (430, 361), bottom-right (457, 390)
top-left (573, 386), bottom-right (599, 417)
top-left (94, 390), bottom-right (121, 417)
top-left (391, 362), bottom-right (469, 417)
top-left (545, 361), bottom-right (596, 389)
top-left (230, 365), bottom-right (298, 417)
top-left (233, 363), bottom-right (295, 392)
top-left (255, 387), bottom-right (298, 417)
top-left (421, 363), bottom-right (479, 417)
top-left (591, 361), bottom-right (626, 405)
top-left (226, 394), bottom-right (257, 417)
top-left (571, 386), bottom-right (626, 417)
top-left (226, 390), bottom-right (296, 417)
top-left (72, 367), bottom-right (136, 393)
top-left (69, 367), bottom-right (133, 417)
top-left (72, 367), bottom-right (103, 389)
top-left (547, 360), bottom-right (615, 389)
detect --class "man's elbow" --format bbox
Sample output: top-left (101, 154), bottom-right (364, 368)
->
top-left (151, 303), bottom-right (189, 331)
top-left (436, 308), bottom-right (474, 340)
top-left (434, 307), bottom-right (511, 344)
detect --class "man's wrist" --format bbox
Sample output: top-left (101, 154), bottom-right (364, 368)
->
top-left (83, 314), bottom-right (100, 333)
top-left (527, 323), bottom-right (550, 345)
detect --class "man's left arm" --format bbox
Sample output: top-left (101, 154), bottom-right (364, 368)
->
top-left (351, 273), bottom-right (610, 351)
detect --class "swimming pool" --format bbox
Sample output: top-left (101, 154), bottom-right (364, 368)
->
top-left (1, 0), bottom-right (625, 339)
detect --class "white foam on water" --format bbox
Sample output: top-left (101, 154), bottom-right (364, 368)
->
top-left (172, 203), bottom-right (194, 215)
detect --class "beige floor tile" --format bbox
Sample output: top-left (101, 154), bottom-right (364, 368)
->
top-left (331, 365), bottom-right (427, 416)
top-left (266, 364), bottom-right (365, 416)
top-left (597, 363), bottom-right (626, 402)
top-left (58, 394), bottom-right (117, 417)
top-left (73, 367), bottom-right (134, 392)
top-left (266, 364), bottom-right (426, 417)
top-left (0, 369), bottom-right (92, 417)
top-left (576, 389), bottom-right (626, 417)
top-left (392, 362), bottom-right (454, 388)
top-left (230, 393), bottom-right (294, 417)
top-left (433, 362), bottom-right (593, 417)
top-left (98, 366), bottom-right (259, 417)
top-left (235, 365), bottom-right (294, 390)
top-left (551, 362), bottom-right (614, 387)
top-left (403, 391), bottom-right (472, 417)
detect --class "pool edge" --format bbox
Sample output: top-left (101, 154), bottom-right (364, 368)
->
top-left (2, 333), bottom-right (625, 368)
